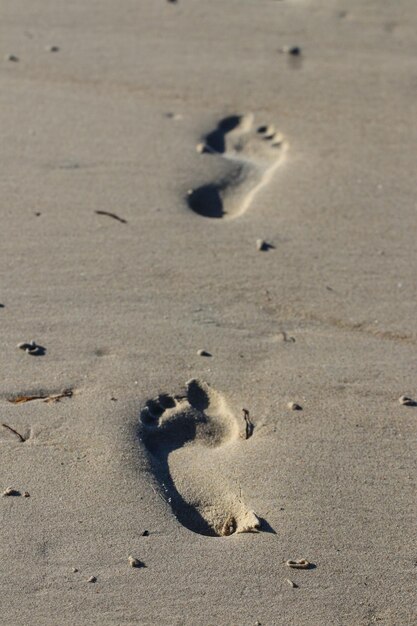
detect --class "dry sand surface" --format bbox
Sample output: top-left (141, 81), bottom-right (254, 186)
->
top-left (1, 0), bottom-right (416, 624)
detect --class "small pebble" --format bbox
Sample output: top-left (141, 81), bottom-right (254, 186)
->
top-left (256, 239), bottom-right (274, 251)
top-left (165, 112), bottom-right (182, 121)
top-left (3, 487), bottom-right (20, 496)
top-left (6, 54), bottom-right (19, 62)
top-left (287, 402), bottom-right (302, 411)
top-left (23, 491), bottom-right (30, 498)
top-left (197, 349), bottom-right (211, 357)
top-left (141, 530), bottom-right (149, 536)
top-left (281, 45), bottom-right (301, 56)
top-left (128, 555), bottom-right (144, 568)
top-left (399, 395), bottom-right (415, 406)
top-left (72, 567), bottom-right (79, 573)
top-left (45, 45), bottom-right (60, 52)
top-left (87, 576), bottom-right (97, 583)
top-left (286, 578), bottom-right (299, 588)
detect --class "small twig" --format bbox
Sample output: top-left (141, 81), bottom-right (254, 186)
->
top-left (2, 423), bottom-right (26, 442)
top-left (43, 389), bottom-right (73, 403)
top-left (8, 388), bottom-right (73, 404)
top-left (95, 210), bottom-right (127, 224)
top-left (241, 408), bottom-right (254, 439)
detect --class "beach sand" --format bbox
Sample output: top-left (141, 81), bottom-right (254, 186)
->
top-left (0, 1), bottom-right (416, 624)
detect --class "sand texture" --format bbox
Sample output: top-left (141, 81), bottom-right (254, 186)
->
top-left (1, 1), bottom-right (416, 624)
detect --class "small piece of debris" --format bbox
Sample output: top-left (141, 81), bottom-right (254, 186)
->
top-left (286, 578), bottom-right (299, 588)
top-left (45, 45), bottom-right (60, 52)
top-left (16, 340), bottom-right (44, 356)
top-left (72, 567), bottom-right (79, 573)
top-left (8, 388), bottom-right (73, 404)
top-left (197, 349), bottom-right (212, 357)
top-left (6, 54), bottom-right (19, 62)
top-left (287, 401), bottom-right (302, 411)
top-left (281, 45), bottom-right (301, 56)
top-left (196, 142), bottom-right (206, 153)
top-left (277, 331), bottom-right (295, 343)
top-left (128, 555), bottom-right (144, 568)
top-left (256, 239), bottom-right (274, 251)
top-left (23, 491), bottom-right (30, 498)
top-left (87, 576), bottom-right (97, 583)
top-left (3, 487), bottom-right (20, 497)
top-left (2, 423), bottom-right (26, 442)
top-left (165, 112), bottom-right (182, 121)
top-left (94, 210), bottom-right (127, 224)
top-left (241, 408), bottom-right (254, 440)
top-left (141, 530), bottom-right (150, 536)
top-left (286, 559), bottom-right (311, 569)
top-left (399, 395), bottom-right (416, 406)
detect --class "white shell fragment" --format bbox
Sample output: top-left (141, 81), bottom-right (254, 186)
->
top-left (399, 395), bottom-right (415, 406)
top-left (287, 401), bottom-right (302, 411)
top-left (17, 340), bottom-right (41, 354)
top-left (197, 349), bottom-right (212, 357)
top-left (285, 559), bottom-right (310, 569)
top-left (3, 486), bottom-right (20, 496)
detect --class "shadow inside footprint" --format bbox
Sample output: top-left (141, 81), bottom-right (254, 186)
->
top-left (139, 379), bottom-right (259, 537)
top-left (204, 115), bottom-right (242, 154)
top-left (187, 184), bottom-right (224, 218)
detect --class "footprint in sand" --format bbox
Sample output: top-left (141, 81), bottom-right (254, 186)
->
top-left (139, 379), bottom-right (260, 537)
top-left (187, 113), bottom-right (288, 219)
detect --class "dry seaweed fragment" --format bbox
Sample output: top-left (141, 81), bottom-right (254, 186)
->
top-left (2, 423), bottom-right (26, 442)
top-left (95, 210), bottom-right (127, 224)
top-left (8, 388), bottom-right (73, 404)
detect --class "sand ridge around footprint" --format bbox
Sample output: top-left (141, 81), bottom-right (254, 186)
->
top-left (139, 379), bottom-right (260, 537)
top-left (187, 113), bottom-right (288, 219)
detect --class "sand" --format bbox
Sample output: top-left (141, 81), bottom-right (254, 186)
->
top-left (1, 1), bottom-right (416, 624)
